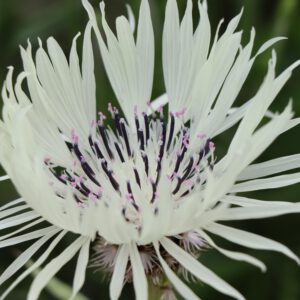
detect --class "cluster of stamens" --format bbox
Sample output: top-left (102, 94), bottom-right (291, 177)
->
top-left (45, 104), bottom-right (215, 214)
top-left (90, 230), bottom-right (207, 286)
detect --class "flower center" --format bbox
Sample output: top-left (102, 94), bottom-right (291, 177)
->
top-left (45, 104), bottom-right (215, 241)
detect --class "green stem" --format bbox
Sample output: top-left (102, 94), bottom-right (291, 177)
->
top-left (148, 280), bottom-right (163, 300)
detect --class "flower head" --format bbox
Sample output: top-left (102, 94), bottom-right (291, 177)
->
top-left (1, 0), bottom-right (300, 299)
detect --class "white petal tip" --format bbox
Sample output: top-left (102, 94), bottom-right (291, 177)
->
top-left (100, 1), bottom-right (105, 12)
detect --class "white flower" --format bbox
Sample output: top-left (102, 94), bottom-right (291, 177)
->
top-left (1, 0), bottom-right (300, 299)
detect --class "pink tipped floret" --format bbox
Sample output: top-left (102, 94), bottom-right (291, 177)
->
top-left (157, 105), bottom-right (163, 114)
top-left (44, 156), bottom-right (51, 164)
top-left (209, 141), bottom-right (215, 150)
top-left (98, 112), bottom-right (106, 126)
top-left (197, 133), bottom-right (207, 140)
top-left (60, 174), bottom-right (67, 181)
top-left (125, 193), bottom-right (133, 202)
top-left (175, 107), bottom-right (187, 118)
top-left (89, 193), bottom-right (98, 203)
top-left (71, 129), bottom-right (79, 144)
top-left (183, 134), bottom-right (189, 148)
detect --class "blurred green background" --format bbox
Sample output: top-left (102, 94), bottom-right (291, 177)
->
top-left (1, 0), bottom-right (300, 299)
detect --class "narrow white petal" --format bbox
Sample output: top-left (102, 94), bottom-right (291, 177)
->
top-left (240, 103), bottom-right (293, 168)
top-left (228, 57), bottom-right (298, 157)
top-left (136, 0), bottom-right (154, 108)
top-left (70, 240), bottom-right (90, 300)
top-left (0, 211), bottom-right (40, 231)
top-left (213, 101), bottom-right (250, 137)
top-left (197, 230), bottom-right (266, 272)
top-left (163, 0), bottom-right (180, 107)
top-left (147, 93), bottom-right (168, 115)
top-left (0, 205), bottom-right (29, 220)
top-left (69, 33), bottom-right (83, 117)
top-left (0, 198), bottom-right (24, 212)
top-left (190, 24), bottom-right (242, 123)
top-left (204, 30), bottom-right (255, 138)
top-left (110, 245), bottom-right (129, 300)
top-left (223, 195), bottom-right (295, 207)
top-left (207, 223), bottom-right (300, 264)
top-left (238, 154), bottom-right (300, 181)
top-left (28, 236), bottom-right (88, 300)
top-left (0, 218), bottom-right (44, 242)
top-left (82, 22), bottom-right (96, 122)
top-left (129, 243), bottom-right (148, 300)
top-left (256, 37), bottom-right (286, 56)
top-left (83, 0), bottom-right (154, 126)
top-left (160, 237), bottom-right (245, 300)
top-left (194, 0), bottom-right (211, 67)
top-left (153, 241), bottom-right (200, 300)
top-left (0, 225), bottom-right (58, 248)
top-left (0, 228), bottom-right (60, 285)
top-left (0, 230), bottom-right (67, 300)
top-left (0, 175), bottom-right (9, 182)
top-left (126, 4), bottom-right (136, 33)
top-left (212, 104), bottom-right (293, 206)
top-left (231, 172), bottom-right (300, 193)
top-left (284, 117), bottom-right (300, 133)
top-left (217, 203), bottom-right (300, 221)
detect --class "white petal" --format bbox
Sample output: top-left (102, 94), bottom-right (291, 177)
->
top-left (69, 33), bottom-right (83, 116)
top-left (34, 37), bottom-right (90, 141)
top-left (82, 22), bottom-right (96, 122)
top-left (147, 93), bottom-right (168, 115)
top-left (231, 172), bottom-right (300, 193)
top-left (153, 241), bottom-right (200, 300)
top-left (126, 5), bottom-right (136, 33)
top-left (197, 230), bottom-right (266, 272)
top-left (208, 34), bottom-right (287, 138)
top-left (0, 198), bottom-right (24, 212)
top-left (256, 37), bottom-right (286, 56)
top-left (83, 0), bottom-right (154, 126)
top-left (129, 243), bottom-right (148, 300)
top-left (160, 237), bottom-right (245, 300)
top-left (0, 228), bottom-right (60, 285)
top-left (194, 0), bottom-right (211, 68)
top-left (213, 100), bottom-right (250, 137)
top-left (163, 0), bottom-right (180, 109)
top-left (210, 104), bottom-right (293, 206)
top-left (28, 236), bottom-right (88, 300)
top-left (136, 0), bottom-right (155, 110)
top-left (0, 225), bottom-right (58, 248)
top-left (189, 21), bottom-right (242, 123)
top-left (203, 29), bottom-right (255, 138)
top-left (238, 154), bottom-right (300, 181)
top-left (239, 103), bottom-right (293, 168)
top-left (110, 245), bottom-right (129, 300)
top-left (217, 202), bottom-right (300, 221)
top-left (207, 223), bottom-right (300, 264)
top-left (0, 230), bottom-right (66, 300)
top-left (0, 175), bottom-right (9, 182)
top-left (0, 204), bottom-right (29, 220)
top-left (283, 117), bottom-right (300, 133)
top-left (0, 218), bottom-right (44, 242)
top-left (70, 240), bottom-right (90, 300)
top-left (228, 56), bottom-right (299, 157)
top-left (0, 211), bottom-right (39, 231)
top-left (223, 195), bottom-right (295, 207)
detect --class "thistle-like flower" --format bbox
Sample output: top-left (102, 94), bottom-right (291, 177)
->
top-left (1, 0), bottom-right (300, 299)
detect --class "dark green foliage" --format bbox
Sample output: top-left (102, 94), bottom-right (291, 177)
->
top-left (0, 0), bottom-right (300, 299)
